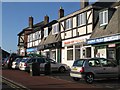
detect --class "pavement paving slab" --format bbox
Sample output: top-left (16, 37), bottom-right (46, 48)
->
top-left (2, 69), bottom-right (102, 89)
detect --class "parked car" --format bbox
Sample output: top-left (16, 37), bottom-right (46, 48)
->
top-left (19, 57), bottom-right (31, 71)
top-left (2, 58), bottom-right (7, 67)
top-left (19, 57), bottom-right (70, 73)
top-left (70, 58), bottom-right (120, 84)
top-left (12, 57), bottom-right (23, 69)
top-left (3, 57), bottom-right (9, 68)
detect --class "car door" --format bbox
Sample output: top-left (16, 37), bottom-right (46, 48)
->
top-left (87, 59), bottom-right (103, 78)
top-left (50, 59), bottom-right (58, 71)
top-left (99, 58), bottom-right (118, 78)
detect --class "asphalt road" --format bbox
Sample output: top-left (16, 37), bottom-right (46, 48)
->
top-left (50, 71), bottom-right (120, 89)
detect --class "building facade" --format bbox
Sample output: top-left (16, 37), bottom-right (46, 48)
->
top-left (58, 1), bottom-right (95, 66)
top-left (17, 16), bottom-right (33, 56)
top-left (18, 1), bottom-right (120, 67)
top-left (87, 2), bottom-right (120, 65)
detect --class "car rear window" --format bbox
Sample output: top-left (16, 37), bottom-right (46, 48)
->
top-left (21, 58), bottom-right (30, 62)
top-left (73, 59), bottom-right (84, 67)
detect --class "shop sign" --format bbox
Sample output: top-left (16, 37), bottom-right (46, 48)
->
top-left (64, 39), bottom-right (85, 46)
top-left (26, 48), bottom-right (37, 52)
top-left (87, 34), bottom-right (120, 44)
top-left (108, 44), bottom-right (116, 47)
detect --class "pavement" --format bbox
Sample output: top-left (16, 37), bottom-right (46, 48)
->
top-left (2, 69), bottom-right (114, 90)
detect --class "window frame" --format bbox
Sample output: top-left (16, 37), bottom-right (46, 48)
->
top-left (52, 23), bottom-right (59, 35)
top-left (99, 10), bottom-right (108, 26)
top-left (44, 27), bottom-right (48, 37)
top-left (78, 12), bottom-right (86, 26)
top-left (65, 18), bottom-right (72, 30)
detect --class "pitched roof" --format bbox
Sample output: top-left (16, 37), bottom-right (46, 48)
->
top-left (90, 6), bottom-right (120, 39)
top-left (18, 21), bottom-right (45, 35)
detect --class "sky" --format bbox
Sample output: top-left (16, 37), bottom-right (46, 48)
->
top-left (2, 1), bottom-right (97, 53)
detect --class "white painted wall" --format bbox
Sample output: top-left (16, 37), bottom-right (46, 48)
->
top-left (73, 29), bottom-right (77, 37)
top-left (78, 26), bottom-right (86, 35)
top-left (87, 10), bottom-right (93, 24)
top-left (65, 30), bottom-right (72, 39)
top-left (87, 24), bottom-right (92, 33)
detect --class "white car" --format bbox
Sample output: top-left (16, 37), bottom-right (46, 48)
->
top-left (19, 57), bottom-right (31, 71)
top-left (19, 57), bottom-right (70, 73)
top-left (70, 58), bottom-right (120, 83)
top-left (12, 57), bottom-right (23, 69)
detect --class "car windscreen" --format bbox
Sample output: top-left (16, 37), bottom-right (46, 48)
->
top-left (15, 58), bottom-right (22, 62)
top-left (73, 59), bottom-right (84, 67)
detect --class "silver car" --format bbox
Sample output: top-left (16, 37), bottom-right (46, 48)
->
top-left (70, 58), bottom-right (120, 83)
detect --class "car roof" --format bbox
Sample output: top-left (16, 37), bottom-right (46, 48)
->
top-left (76, 58), bottom-right (106, 61)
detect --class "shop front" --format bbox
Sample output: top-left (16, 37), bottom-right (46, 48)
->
top-left (61, 35), bottom-right (92, 67)
top-left (26, 47), bottom-right (39, 54)
top-left (38, 42), bottom-right (62, 63)
top-left (87, 34), bottom-right (120, 65)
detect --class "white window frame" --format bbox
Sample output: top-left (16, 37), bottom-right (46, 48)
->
top-left (78, 12), bottom-right (86, 26)
top-left (44, 27), bottom-right (48, 37)
top-left (66, 18), bottom-right (72, 30)
top-left (52, 23), bottom-right (59, 35)
top-left (99, 10), bottom-right (108, 26)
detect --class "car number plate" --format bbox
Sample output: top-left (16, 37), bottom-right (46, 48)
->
top-left (73, 67), bottom-right (77, 70)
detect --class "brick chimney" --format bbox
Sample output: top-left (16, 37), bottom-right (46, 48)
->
top-left (44, 15), bottom-right (49, 24)
top-left (80, 0), bottom-right (89, 9)
top-left (29, 16), bottom-right (33, 29)
top-left (58, 6), bottom-right (64, 18)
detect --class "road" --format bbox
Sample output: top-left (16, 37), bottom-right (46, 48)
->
top-left (50, 71), bottom-right (120, 89)
top-left (2, 69), bottom-right (120, 89)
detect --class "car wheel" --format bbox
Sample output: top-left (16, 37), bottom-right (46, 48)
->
top-left (85, 73), bottom-right (94, 84)
top-left (59, 66), bottom-right (65, 73)
top-left (72, 77), bottom-right (80, 81)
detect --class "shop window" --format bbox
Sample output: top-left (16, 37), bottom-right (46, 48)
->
top-left (75, 45), bottom-right (80, 60)
top-left (107, 48), bottom-right (116, 60)
top-left (67, 46), bottom-right (73, 60)
top-left (86, 47), bottom-right (91, 58)
top-left (52, 51), bottom-right (56, 60)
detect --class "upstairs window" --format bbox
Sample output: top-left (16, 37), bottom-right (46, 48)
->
top-left (52, 23), bottom-right (59, 34)
top-left (78, 12), bottom-right (86, 26)
top-left (44, 27), bottom-right (48, 37)
top-left (66, 18), bottom-right (72, 30)
top-left (99, 10), bottom-right (108, 26)
top-left (38, 31), bottom-right (41, 39)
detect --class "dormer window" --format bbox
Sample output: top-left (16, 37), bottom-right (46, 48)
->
top-left (66, 18), bottom-right (72, 30)
top-left (44, 27), bottom-right (48, 37)
top-left (99, 10), bottom-right (108, 26)
top-left (78, 12), bottom-right (86, 26)
top-left (52, 23), bottom-right (59, 34)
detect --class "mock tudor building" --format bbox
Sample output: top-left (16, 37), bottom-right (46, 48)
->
top-left (17, 16), bottom-right (34, 56)
top-left (87, 2), bottom-right (120, 65)
top-left (18, 1), bottom-right (120, 66)
top-left (58, 1), bottom-right (94, 66)
top-left (37, 7), bottom-right (64, 62)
